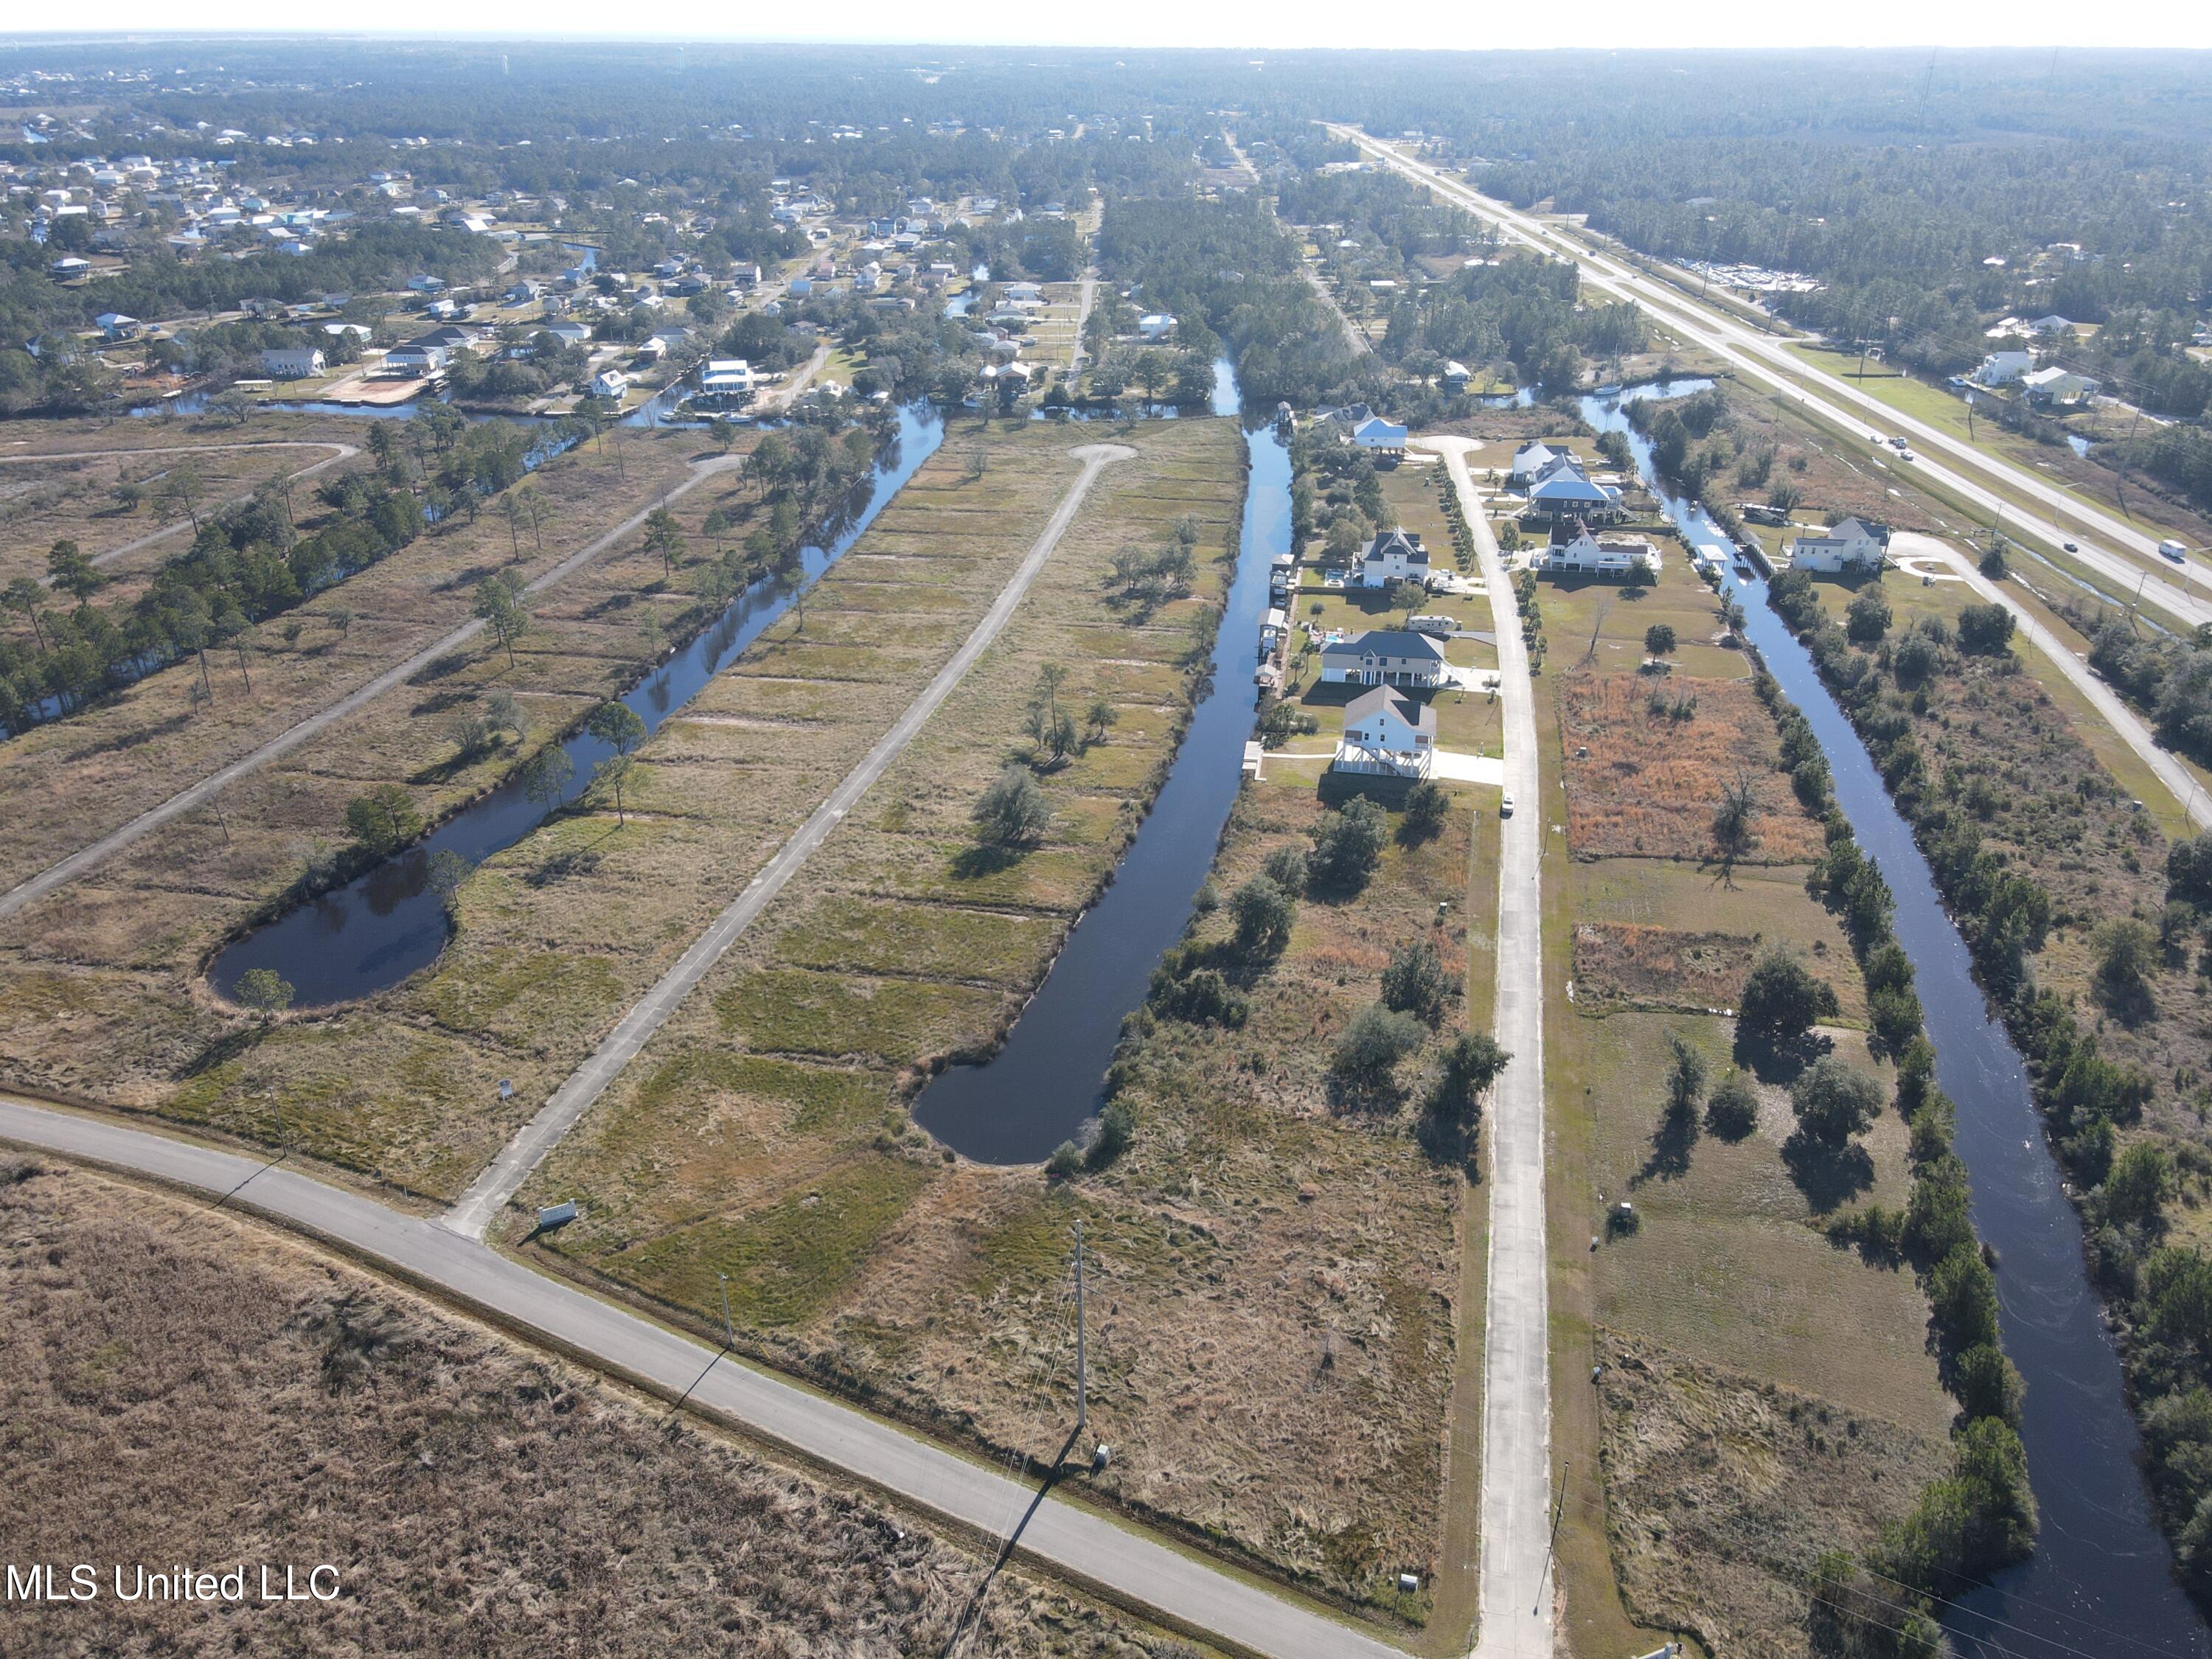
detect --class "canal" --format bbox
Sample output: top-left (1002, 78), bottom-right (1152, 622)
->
top-left (912, 359), bottom-right (1287, 1163)
top-left (207, 403), bottom-right (945, 1007)
top-left (1582, 385), bottom-right (2212, 1656)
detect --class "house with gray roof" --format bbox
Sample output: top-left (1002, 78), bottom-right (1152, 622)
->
top-left (1320, 628), bottom-right (1449, 688)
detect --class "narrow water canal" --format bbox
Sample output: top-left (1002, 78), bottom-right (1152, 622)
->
top-left (207, 404), bottom-right (945, 1007)
top-left (912, 361), bottom-right (1287, 1163)
top-left (1583, 386), bottom-right (2212, 1655)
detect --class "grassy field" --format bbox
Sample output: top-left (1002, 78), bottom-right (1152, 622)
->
top-left (498, 418), bottom-right (1480, 1618)
top-left (0, 1153), bottom-right (1216, 1659)
top-left (1439, 447), bottom-right (1957, 1655)
top-left (0, 420), bottom-right (712, 894)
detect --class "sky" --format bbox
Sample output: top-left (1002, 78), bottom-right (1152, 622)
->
top-left (14, 0), bottom-right (2212, 50)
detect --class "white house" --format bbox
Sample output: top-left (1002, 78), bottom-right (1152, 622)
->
top-left (588, 368), bottom-right (630, 400)
top-left (1332, 684), bottom-right (1437, 779)
top-left (260, 347), bottom-right (325, 380)
top-left (2028, 315), bottom-right (2077, 336)
top-left (1974, 350), bottom-right (2034, 386)
top-left (1359, 528), bottom-right (1431, 588)
top-left (1508, 441), bottom-right (1562, 484)
top-left (1320, 628), bottom-right (1449, 688)
top-left (94, 312), bottom-right (139, 339)
top-left (2023, 365), bottom-right (2098, 406)
top-left (1526, 456), bottom-right (1620, 518)
top-left (1537, 521), bottom-right (1661, 579)
top-left (1138, 313), bottom-right (1178, 341)
top-left (383, 341), bottom-right (447, 375)
top-left (1352, 414), bottom-right (1408, 456)
top-left (1787, 516), bottom-right (1887, 574)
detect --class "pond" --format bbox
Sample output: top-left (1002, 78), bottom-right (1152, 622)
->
top-left (911, 358), bottom-right (1288, 1163)
top-left (1585, 382), bottom-right (2212, 1657)
top-left (205, 403), bottom-right (945, 1008)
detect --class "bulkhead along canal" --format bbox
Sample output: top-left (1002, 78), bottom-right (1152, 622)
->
top-left (1584, 383), bottom-right (2212, 1657)
top-left (207, 405), bottom-right (945, 1008)
top-left (913, 360), bottom-right (1287, 1164)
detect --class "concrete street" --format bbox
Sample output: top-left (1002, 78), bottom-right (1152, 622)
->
top-left (1420, 437), bottom-right (1556, 1658)
top-left (0, 450), bottom-right (746, 924)
top-left (1345, 129), bottom-right (2212, 634)
top-left (0, 1092), bottom-right (1405, 1659)
top-left (445, 443), bottom-right (1139, 1238)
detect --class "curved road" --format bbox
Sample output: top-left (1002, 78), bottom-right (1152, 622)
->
top-left (445, 443), bottom-right (1140, 1237)
top-left (1, 439), bottom-right (360, 574)
top-left (0, 1092), bottom-right (1400, 1659)
top-left (1342, 130), bottom-right (2212, 633)
top-left (0, 452), bottom-right (745, 923)
top-left (1419, 437), bottom-right (1555, 1658)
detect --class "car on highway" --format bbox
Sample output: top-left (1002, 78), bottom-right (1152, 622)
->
top-left (1897, 449), bottom-right (1916, 462)
top-left (2064, 541), bottom-right (2079, 552)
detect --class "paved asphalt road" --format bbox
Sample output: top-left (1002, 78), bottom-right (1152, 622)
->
top-left (1, 439), bottom-right (360, 574)
top-left (1890, 531), bottom-right (2212, 831)
top-left (0, 451), bottom-right (745, 925)
top-left (1422, 439), bottom-right (1556, 1658)
top-left (1346, 130), bottom-right (2212, 634)
top-left (0, 1093), bottom-right (1407, 1659)
top-left (444, 442), bottom-right (1139, 1239)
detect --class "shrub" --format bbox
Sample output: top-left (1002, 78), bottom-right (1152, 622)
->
top-left (1704, 1068), bottom-right (1759, 1138)
top-left (1382, 939), bottom-right (1453, 1026)
top-left (1846, 588), bottom-right (1893, 644)
top-left (1045, 1141), bottom-right (1085, 1180)
top-left (1332, 1003), bottom-right (1426, 1093)
top-left (1430, 1031), bottom-right (1509, 1124)
top-left (1261, 844), bottom-right (1310, 895)
top-left (1957, 602), bottom-right (2017, 655)
top-left (1736, 946), bottom-right (1839, 1046)
top-left (1310, 796), bottom-right (1388, 892)
top-left (1400, 779), bottom-right (1451, 843)
top-left (972, 763), bottom-right (1051, 847)
top-left (1644, 622), bottom-right (1677, 657)
top-left (1229, 875), bottom-right (1296, 958)
top-left (1790, 1056), bottom-right (1884, 1147)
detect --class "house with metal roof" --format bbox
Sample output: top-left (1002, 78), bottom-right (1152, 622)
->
top-left (1320, 628), bottom-right (1449, 687)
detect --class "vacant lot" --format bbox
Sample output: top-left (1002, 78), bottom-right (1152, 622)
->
top-left (0, 1155), bottom-right (1209, 1659)
top-left (1557, 672), bottom-right (1826, 865)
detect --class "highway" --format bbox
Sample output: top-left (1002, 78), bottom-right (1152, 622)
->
top-left (0, 1092), bottom-right (1406, 1659)
top-left (1419, 437), bottom-right (1556, 1658)
top-left (444, 443), bottom-right (1138, 1239)
top-left (1341, 128), bottom-right (2212, 633)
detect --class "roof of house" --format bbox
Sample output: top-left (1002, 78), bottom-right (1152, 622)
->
top-left (1344, 684), bottom-right (1438, 736)
top-left (1321, 629), bottom-right (1447, 661)
top-left (1528, 467), bottom-right (1611, 501)
top-left (1363, 529), bottom-right (1429, 564)
top-left (1352, 415), bottom-right (1408, 445)
top-left (1799, 516), bottom-right (1882, 546)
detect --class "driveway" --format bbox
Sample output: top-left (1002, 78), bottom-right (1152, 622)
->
top-left (1419, 437), bottom-right (1556, 1658)
top-left (0, 1093), bottom-right (1403, 1659)
top-left (1430, 751), bottom-right (1506, 787)
top-left (444, 444), bottom-right (1140, 1239)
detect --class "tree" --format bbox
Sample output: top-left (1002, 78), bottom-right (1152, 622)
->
top-left (473, 572), bottom-right (531, 668)
top-left (327, 606), bottom-right (355, 641)
top-left (344, 785), bottom-right (422, 857)
top-left (520, 745), bottom-right (574, 815)
top-left (5, 577), bottom-right (49, 652)
top-left (501, 493), bottom-right (528, 564)
top-left (712, 417), bottom-right (740, 455)
top-left (1430, 1031), bottom-right (1510, 1124)
top-left (1382, 939), bottom-right (1454, 1026)
top-left (46, 540), bottom-right (102, 602)
top-left (1705, 1068), bottom-right (1759, 1138)
top-left (1230, 875), bottom-right (1296, 958)
top-left (1711, 771), bottom-right (1762, 867)
top-left (1845, 588), bottom-right (1893, 644)
top-left (585, 699), bottom-right (646, 757)
top-left (1644, 622), bottom-right (1677, 658)
top-left (1664, 1032), bottom-right (1709, 1124)
top-left (1262, 845), bottom-right (1310, 895)
top-left (973, 763), bottom-right (1051, 848)
top-left (159, 459), bottom-right (204, 532)
top-left (643, 505), bottom-right (684, 580)
top-left (1332, 1002), bottom-right (1426, 1095)
top-left (1738, 946), bottom-right (1839, 1047)
top-left (1957, 602), bottom-right (2016, 655)
top-left (1310, 796), bottom-right (1388, 891)
top-left (484, 690), bottom-right (527, 742)
top-left (1789, 1055), bottom-right (1884, 1147)
top-left (1401, 779), bottom-right (1450, 843)
top-left (426, 848), bottom-right (473, 910)
top-left (593, 753), bottom-right (638, 824)
top-left (233, 967), bottom-right (294, 1020)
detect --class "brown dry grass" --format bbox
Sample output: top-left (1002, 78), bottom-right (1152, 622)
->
top-left (1571, 922), bottom-right (1756, 1014)
top-left (1593, 1332), bottom-right (1945, 1659)
top-left (0, 1154), bottom-right (1212, 1659)
top-left (1557, 672), bottom-right (1825, 864)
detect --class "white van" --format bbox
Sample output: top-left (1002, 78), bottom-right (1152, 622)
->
top-left (1409, 613), bottom-right (1458, 636)
top-left (2161, 539), bottom-right (2190, 564)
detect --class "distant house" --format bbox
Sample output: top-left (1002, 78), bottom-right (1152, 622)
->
top-left (383, 340), bottom-right (448, 376)
top-left (1537, 519), bottom-right (1661, 579)
top-left (539, 320), bottom-right (593, 347)
top-left (1320, 628), bottom-right (1449, 688)
top-left (730, 262), bottom-right (762, 288)
top-left (2023, 365), bottom-right (2098, 406)
top-left (260, 347), bottom-right (325, 380)
top-left (1004, 280), bottom-right (1045, 303)
top-left (588, 368), bottom-right (630, 400)
top-left (1441, 360), bottom-right (1472, 390)
top-left (1974, 350), bottom-right (2034, 387)
top-left (1332, 684), bottom-right (1437, 779)
top-left (1351, 414), bottom-right (1408, 456)
top-left (2027, 315), bottom-right (2077, 336)
top-left (1787, 516), bottom-right (1887, 574)
top-left (406, 274), bottom-right (445, 293)
top-left (49, 256), bottom-right (91, 279)
top-left (1138, 313), bottom-right (1178, 341)
top-left (94, 312), bottom-right (139, 339)
top-left (1359, 529), bottom-right (1431, 588)
top-left (698, 358), bottom-right (757, 398)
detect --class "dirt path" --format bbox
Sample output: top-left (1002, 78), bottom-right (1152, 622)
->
top-left (0, 452), bottom-right (744, 924)
top-left (0, 439), bottom-right (361, 574)
top-left (442, 442), bottom-right (1140, 1239)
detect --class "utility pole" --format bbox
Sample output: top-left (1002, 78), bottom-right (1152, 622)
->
top-left (1074, 1220), bottom-right (1088, 1434)
top-left (717, 1270), bottom-right (734, 1348)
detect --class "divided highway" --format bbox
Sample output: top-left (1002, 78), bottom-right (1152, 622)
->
top-left (1340, 128), bottom-right (2212, 633)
